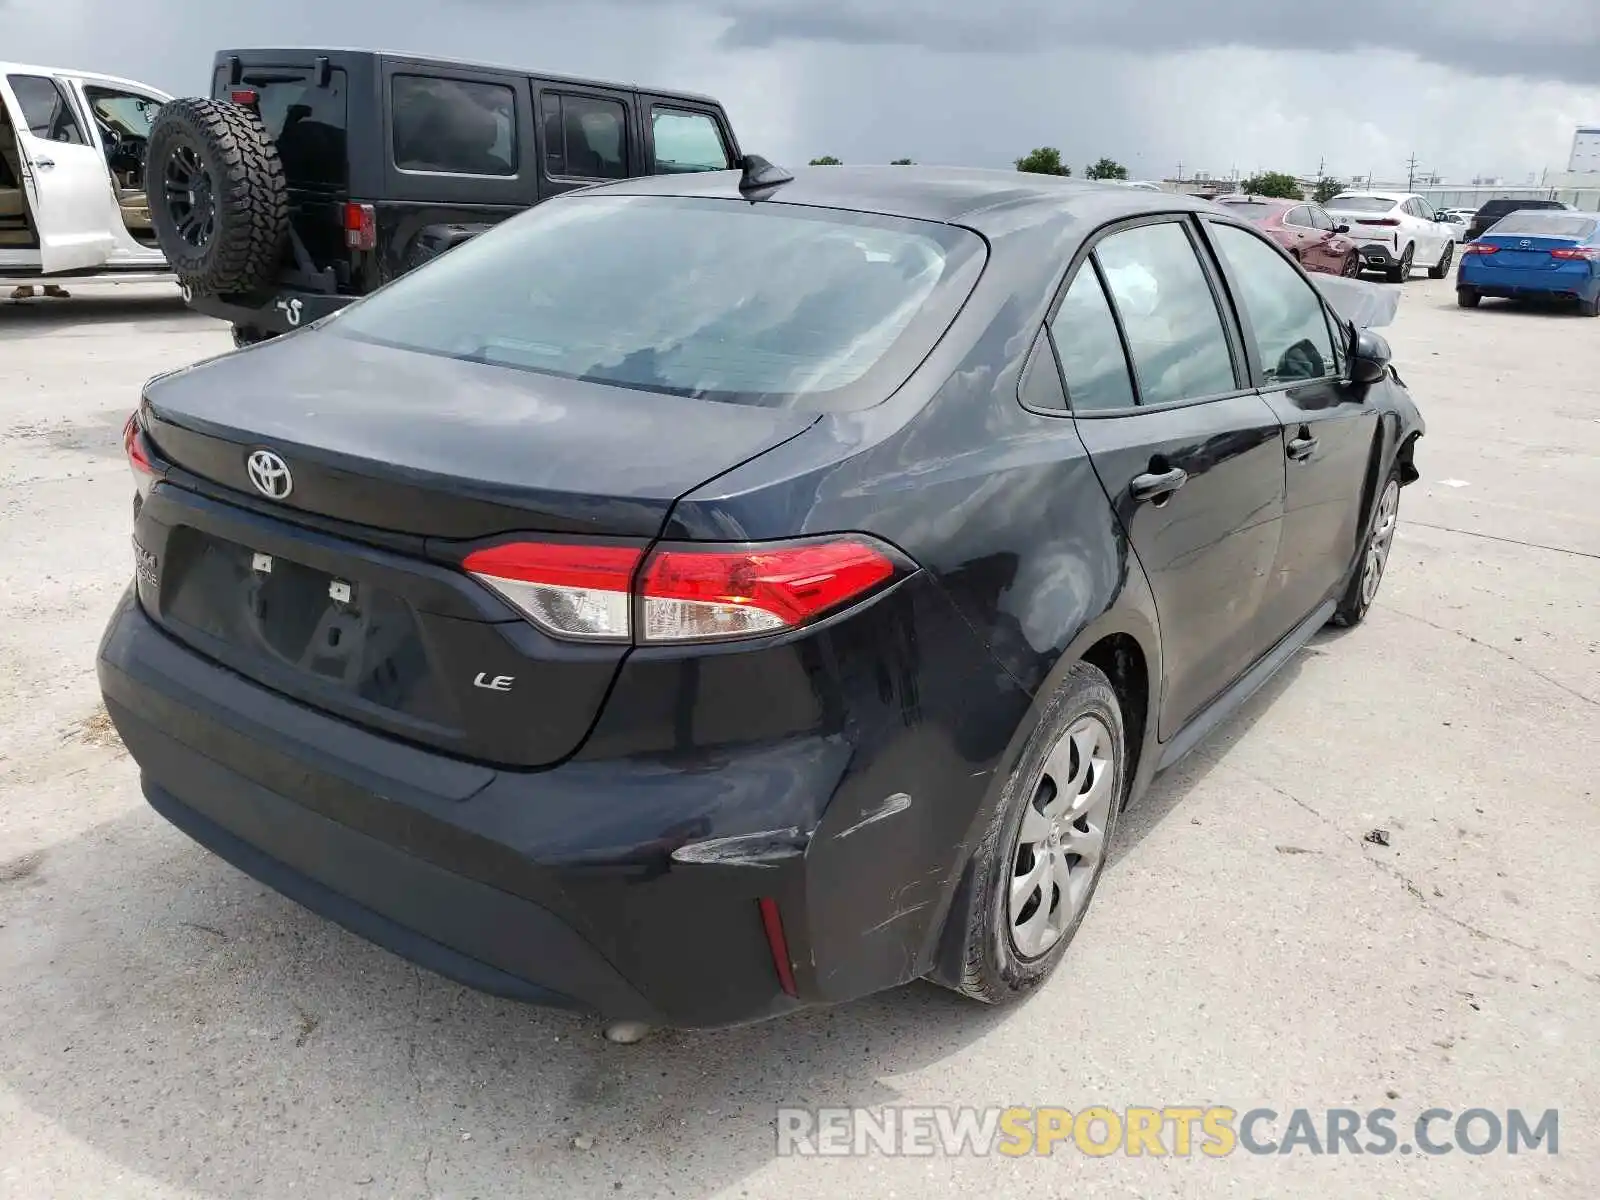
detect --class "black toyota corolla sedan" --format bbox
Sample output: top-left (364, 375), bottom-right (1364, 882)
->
top-left (99, 164), bottom-right (1424, 1029)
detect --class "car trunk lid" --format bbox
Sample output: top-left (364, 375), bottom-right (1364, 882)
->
top-left (1472, 234), bottom-right (1590, 270)
top-left (135, 330), bottom-right (817, 766)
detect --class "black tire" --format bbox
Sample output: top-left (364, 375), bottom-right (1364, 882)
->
top-left (1342, 252), bottom-right (1361, 278)
top-left (1331, 468), bottom-right (1401, 628)
top-left (147, 98), bottom-right (288, 296)
top-left (1579, 295), bottom-right (1600, 318)
top-left (1385, 244), bottom-right (1413, 283)
top-left (1457, 288), bottom-right (1481, 308)
top-left (1428, 241), bottom-right (1454, 279)
top-left (946, 662), bottom-right (1125, 1005)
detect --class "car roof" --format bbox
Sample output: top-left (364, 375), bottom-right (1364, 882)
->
top-left (0, 61), bottom-right (173, 95)
top-left (213, 48), bottom-right (721, 106)
top-left (1215, 195), bottom-right (1298, 209)
top-left (1329, 192), bottom-right (1410, 203)
top-left (572, 165), bottom-right (1220, 234)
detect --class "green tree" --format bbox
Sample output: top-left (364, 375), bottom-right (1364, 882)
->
top-left (1239, 171), bottom-right (1304, 199)
top-left (1085, 157), bottom-right (1129, 180)
top-left (809, 155), bottom-right (842, 166)
top-left (1015, 147), bottom-right (1071, 176)
top-left (890, 158), bottom-right (915, 165)
top-left (1312, 177), bottom-right (1344, 204)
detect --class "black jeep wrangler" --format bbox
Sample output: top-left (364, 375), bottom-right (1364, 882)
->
top-left (148, 49), bottom-right (743, 345)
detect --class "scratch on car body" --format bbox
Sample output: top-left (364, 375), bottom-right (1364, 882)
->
top-left (865, 901), bottom-right (930, 934)
top-left (835, 792), bottom-right (912, 839)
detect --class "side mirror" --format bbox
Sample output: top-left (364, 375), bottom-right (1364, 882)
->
top-left (1351, 328), bottom-right (1391, 385)
top-left (1333, 223), bottom-right (1350, 234)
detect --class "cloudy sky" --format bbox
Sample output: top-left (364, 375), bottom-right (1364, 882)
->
top-left (7, 0), bottom-right (1600, 184)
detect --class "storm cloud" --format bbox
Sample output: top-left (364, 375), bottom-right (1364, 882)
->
top-left (5, 0), bottom-right (1599, 185)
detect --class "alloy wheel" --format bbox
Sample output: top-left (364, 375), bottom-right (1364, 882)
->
top-left (1008, 715), bottom-right (1116, 959)
top-left (1360, 479), bottom-right (1401, 607)
top-left (164, 144), bottom-right (217, 251)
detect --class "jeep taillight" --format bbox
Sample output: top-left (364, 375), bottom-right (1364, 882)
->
top-left (344, 202), bottom-right (376, 252)
top-left (462, 536), bottom-right (907, 644)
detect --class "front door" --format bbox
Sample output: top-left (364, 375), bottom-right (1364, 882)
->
top-left (1204, 219), bottom-right (1382, 641)
top-left (0, 73), bottom-right (115, 272)
top-left (1051, 217), bottom-right (1288, 739)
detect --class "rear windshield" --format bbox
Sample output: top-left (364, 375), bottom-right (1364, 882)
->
top-left (1327, 197), bottom-right (1396, 214)
top-left (330, 195), bottom-right (986, 411)
top-left (1485, 213), bottom-right (1598, 239)
top-left (1214, 200), bottom-right (1276, 219)
top-left (211, 65), bottom-right (349, 188)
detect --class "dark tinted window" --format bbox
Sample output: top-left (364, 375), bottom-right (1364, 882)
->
top-left (7, 75), bottom-right (85, 144)
top-left (332, 196), bottom-right (985, 411)
top-left (212, 66), bottom-right (349, 187)
top-left (543, 93), bottom-right (628, 179)
top-left (1049, 264), bottom-right (1136, 412)
top-left (650, 108), bottom-right (729, 173)
top-left (1477, 199), bottom-right (1560, 219)
top-left (393, 76), bottom-right (516, 176)
top-left (1095, 221), bottom-right (1236, 406)
top-left (1283, 206), bottom-right (1313, 228)
top-left (1308, 206), bottom-right (1335, 231)
top-left (1210, 224), bottom-right (1335, 384)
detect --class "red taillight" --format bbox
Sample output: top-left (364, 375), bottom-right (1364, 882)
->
top-left (640, 539), bottom-right (897, 643)
top-left (758, 897), bottom-right (798, 997)
top-left (229, 87), bottom-right (259, 107)
top-left (123, 411), bottom-right (159, 497)
top-left (343, 202), bottom-right (377, 252)
top-left (1463, 243), bottom-right (1499, 255)
top-left (463, 541), bottom-right (642, 642)
top-left (461, 536), bottom-right (903, 644)
top-left (1549, 246), bottom-right (1600, 261)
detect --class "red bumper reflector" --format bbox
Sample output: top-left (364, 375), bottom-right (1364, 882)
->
top-left (758, 897), bottom-right (798, 997)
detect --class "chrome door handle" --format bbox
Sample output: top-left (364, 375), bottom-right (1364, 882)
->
top-left (1287, 435), bottom-right (1319, 461)
top-left (1129, 466), bottom-right (1188, 502)
top-left (34, 157), bottom-right (55, 169)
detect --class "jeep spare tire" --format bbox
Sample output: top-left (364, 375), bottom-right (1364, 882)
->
top-left (147, 98), bottom-right (288, 296)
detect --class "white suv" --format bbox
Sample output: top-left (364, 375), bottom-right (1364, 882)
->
top-left (2, 62), bottom-right (173, 290)
top-left (1324, 191), bottom-right (1457, 282)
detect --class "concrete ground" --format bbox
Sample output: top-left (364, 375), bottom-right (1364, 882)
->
top-left (0, 279), bottom-right (1594, 1200)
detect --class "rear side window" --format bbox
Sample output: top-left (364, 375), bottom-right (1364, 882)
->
top-left (392, 76), bottom-right (516, 176)
top-left (543, 93), bottom-right (628, 179)
top-left (214, 66), bottom-right (349, 187)
top-left (1283, 206), bottom-right (1312, 228)
top-left (1049, 265), bottom-right (1136, 412)
top-left (650, 108), bottom-right (729, 173)
top-left (1209, 224), bottom-right (1335, 385)
top-left (7, 75), bottom-right (86, 144)
top-left (330, 195), bottom-right (985, 411)
top-left (1094, 221), bottom-right (1237, 406)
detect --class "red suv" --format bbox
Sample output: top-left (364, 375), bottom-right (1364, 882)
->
top-left (1212, 196), bottom-right (1360, 276)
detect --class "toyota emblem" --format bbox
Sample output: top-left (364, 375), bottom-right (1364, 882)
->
top-left (246, 449), bottom-right (293, 500)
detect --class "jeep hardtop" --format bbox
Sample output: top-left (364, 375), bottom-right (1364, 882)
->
top-left (149, 48), bottom-right (743, 344)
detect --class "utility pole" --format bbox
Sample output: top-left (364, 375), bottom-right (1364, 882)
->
top-left (1176, 161), bottom-right (1183, 183)
top-left (1406, 153), bottom-right (1419, 191)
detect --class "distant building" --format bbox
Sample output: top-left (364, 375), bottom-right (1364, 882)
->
top-left (1568, 127), bottom-right (1600, 175)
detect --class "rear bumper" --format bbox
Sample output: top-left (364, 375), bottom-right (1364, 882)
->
top-left (185, 287), bottom-right (353, 335)
top-left (1457, 262), bottom-right (1600, 300)
top-left (98, 580), bottom-right (1019, 1027)
top-left (1357, 242), bottom-right (1400, 267)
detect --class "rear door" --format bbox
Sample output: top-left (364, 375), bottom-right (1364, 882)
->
top-left (533, 81), bottom-right (637, 198)
top-left (0, 72), bottom-right (115, 271)
top-left (638, 98), bottom-right (736, 175)
top-left (1205, 218), bottom-right (1380, 642)
top-left (1054, 216), bottom-right (1288, 738)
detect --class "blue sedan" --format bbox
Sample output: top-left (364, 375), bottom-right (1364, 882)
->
top-left (1457, 209), bottom-right (1600, 315)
